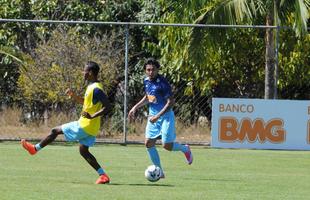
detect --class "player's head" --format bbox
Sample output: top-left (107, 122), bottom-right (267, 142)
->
top-left (144, 58), bottom-right (160, 80)
top-left (84, 61), bottom-right (100, 81)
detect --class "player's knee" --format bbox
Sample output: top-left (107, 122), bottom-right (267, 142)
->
top-left (51, 128), bottom-right (61, 136)
top-left (145, 141), bottom-right (151, 148)
top-left (163, 143), bottom-right (173, 151)
top-left (145, 140), bottom-right (155, 148)
top-left (79, 146), bottom-right (88, 157)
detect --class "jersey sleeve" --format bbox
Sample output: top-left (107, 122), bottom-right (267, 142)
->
top-left (143, 78), bottom-right (148, 93)
top-left (161, 78), bottom-right (172, 99)
top-left (93, 88), bottom-right (108, 104)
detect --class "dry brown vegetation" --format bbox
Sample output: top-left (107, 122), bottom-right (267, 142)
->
top-left (0, 107), bottom-right (210, 144)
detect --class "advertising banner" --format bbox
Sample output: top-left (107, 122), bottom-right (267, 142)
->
top-left (211, 98), bottom-right (310, 150)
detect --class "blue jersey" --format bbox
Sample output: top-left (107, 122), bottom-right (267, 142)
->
top-left (143, 75), bottom-right (172, 115)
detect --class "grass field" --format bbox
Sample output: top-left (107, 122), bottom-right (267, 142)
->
top-left (0, 142), bottom-right (309, 200)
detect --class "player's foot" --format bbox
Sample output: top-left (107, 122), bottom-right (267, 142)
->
top-left (21, 139), bottom-right (37, 155)
top-left (160, 170), bottom-right (165, 179)
top-left (184, 144), bottom-right (193, 165)
top-left (95, 173), bottom-right (110, 184)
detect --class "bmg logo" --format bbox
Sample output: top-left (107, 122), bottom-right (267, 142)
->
top-left (219, 117), bottom-right (286, 143)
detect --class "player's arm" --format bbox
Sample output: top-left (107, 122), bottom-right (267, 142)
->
top-left (128, 95), bottom-right (149, 121)
top-left (81, 89), bottom-right (111, 119)
top-left (66, 88), bottom-right (84, 104)
top-left (149, 96), bottom-right (174, 123)
top-left (82, 99), bottom-right (111, 119)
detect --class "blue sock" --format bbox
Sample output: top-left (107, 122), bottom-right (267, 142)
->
top-left (35, 143), bottom-right (42, 151)
top-left (172, 142), bottom-right (187, 153)
top-left (97, 168), bottom-right (105, 175)
top-left (147, 146), bottom-right (161, 169)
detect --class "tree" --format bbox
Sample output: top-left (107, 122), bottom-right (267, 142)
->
top-left (0, 46), bottom-right (23, 107)
top-left (278, 30), bottom-right (310, 99)
top-left (191, 0), bottom-right (310, 99)
top-left (17, 27), bottom-right (123, 121)
top-left (0, 0), bottom-right (145, 108)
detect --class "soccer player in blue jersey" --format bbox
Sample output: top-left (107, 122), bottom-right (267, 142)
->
top-left (128, 58), bottom-right (193, 179)
top-left (21, 61), bottom-right (111, 184)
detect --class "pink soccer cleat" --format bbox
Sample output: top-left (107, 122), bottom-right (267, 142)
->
top-left (184, 145), bottom-right (193, 165)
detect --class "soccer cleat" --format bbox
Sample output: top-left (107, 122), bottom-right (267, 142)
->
top-left (160, 170), bottom-right (165, 179)
top-left (184, 144), bottom-right (193, 165)
top-left (95, 173), bottom-right (110, 184)
top-left (21, 139), bottom-right (37, 155)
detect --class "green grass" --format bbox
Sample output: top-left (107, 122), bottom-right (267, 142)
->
top-left (0, 142), bottom-right (309, 200)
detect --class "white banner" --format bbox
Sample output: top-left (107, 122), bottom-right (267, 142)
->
top-left (211, 98), bottom-right (310, 150)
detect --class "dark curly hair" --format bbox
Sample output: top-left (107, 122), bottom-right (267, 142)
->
top-left (144, 58), bottom-right (160, 69)
top-left (86, 61), bottom-right (100, 76)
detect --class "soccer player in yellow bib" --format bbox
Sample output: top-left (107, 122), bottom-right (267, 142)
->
top-left (21, 61), bottom-right (112, 184)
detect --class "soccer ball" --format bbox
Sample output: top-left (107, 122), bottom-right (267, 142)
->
top-left (144, 165), bottom-right (162, 182)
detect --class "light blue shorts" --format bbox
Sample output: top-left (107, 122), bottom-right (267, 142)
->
top-left (145, 110), bottom-right (176, 144)
top-left (61, 121), bottom-right (96, 147)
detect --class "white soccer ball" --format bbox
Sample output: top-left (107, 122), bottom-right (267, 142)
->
top-left (144, 165), bottom-right (162, 182)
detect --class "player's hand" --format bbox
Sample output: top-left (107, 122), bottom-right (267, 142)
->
top-left (128, 108), bottom-right (136, 122)
top-left (149, 115), bottom-right (159, 123)
top-left (81, 111), bottom-right (93, 119)
top-left (65, 88), bottom-right (74, 98)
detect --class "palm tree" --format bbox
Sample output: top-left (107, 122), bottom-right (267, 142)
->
top-left (191, 0), bottom-right (310, 99)
top-left (0, 46), bottom-right (24, 64)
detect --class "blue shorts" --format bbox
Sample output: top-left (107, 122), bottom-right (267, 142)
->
top-left (61, 121), bottom-right (96, 147)
top-left (145, 110), bottom-right (176, 144)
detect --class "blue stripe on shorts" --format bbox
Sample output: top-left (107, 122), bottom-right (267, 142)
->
top-left (61, 121), bottom-right (96, 147)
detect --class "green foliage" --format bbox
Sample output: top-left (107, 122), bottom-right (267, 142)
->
top-left (157, 1), bottom-right (266, 97)
top-left (1, 0), bottom-right (309, 124)
top-left (17, 27), bottom-right (123, 105)
top-left (0, 0), bottom-right (35, 106)
top-left (201, 29), bottom-right (265, 98)
top-left (278, 32), bottom-right (310, 99)
top-left (0, 46), bottom-right (24, 106)
top-left (0, 0), bottom-right (145, 107)
top-left (136, 0), bottom-right (160, 22)
top-left (34, 0), bottom-right (102, 19)
top-left (157, 0), bottom-right (310, 100)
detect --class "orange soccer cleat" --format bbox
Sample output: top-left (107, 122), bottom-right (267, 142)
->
top-left (95, 173), bottom-right (110, 184)
top-left (21, 139), bottom-right (37, 155)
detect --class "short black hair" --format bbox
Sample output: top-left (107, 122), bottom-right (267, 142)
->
top-left (86, 61), bottom-right (100, 76)
top-left (144, 58), bottom-right (160, 69)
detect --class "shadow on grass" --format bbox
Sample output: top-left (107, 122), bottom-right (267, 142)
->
top-left (108, 183), bottom-right (174, 187)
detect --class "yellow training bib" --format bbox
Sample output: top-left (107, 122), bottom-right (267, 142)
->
top-left (78, 82), bottom-right (104, 136)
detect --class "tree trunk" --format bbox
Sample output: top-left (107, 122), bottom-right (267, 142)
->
top-left (265, 14), bottom-right (275, 99)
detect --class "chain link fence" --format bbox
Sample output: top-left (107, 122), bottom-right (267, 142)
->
top-left (1, 19), bottom-right (300, 145)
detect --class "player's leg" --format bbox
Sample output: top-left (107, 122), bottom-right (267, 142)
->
top-left (78, 133), bottom-right (110, 184)
top-left (145, 138), bottom-right (165, 178)
top-left (145, 118), bottom-right (165, 178)
top-left (21, 126), bottom-right (63, 155)
top-left (79, 144), bottom-right (101, 171)
top-left (161, 111), bottom-right (193, 165)
top-left (145, 118), bottom-right (162, 169)
top-left (37, 126), bottom-right (63, 148)
top-left (79, 144), bottom-right (110, 184)
top-left (145, 138), bottom-right (161, 168)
